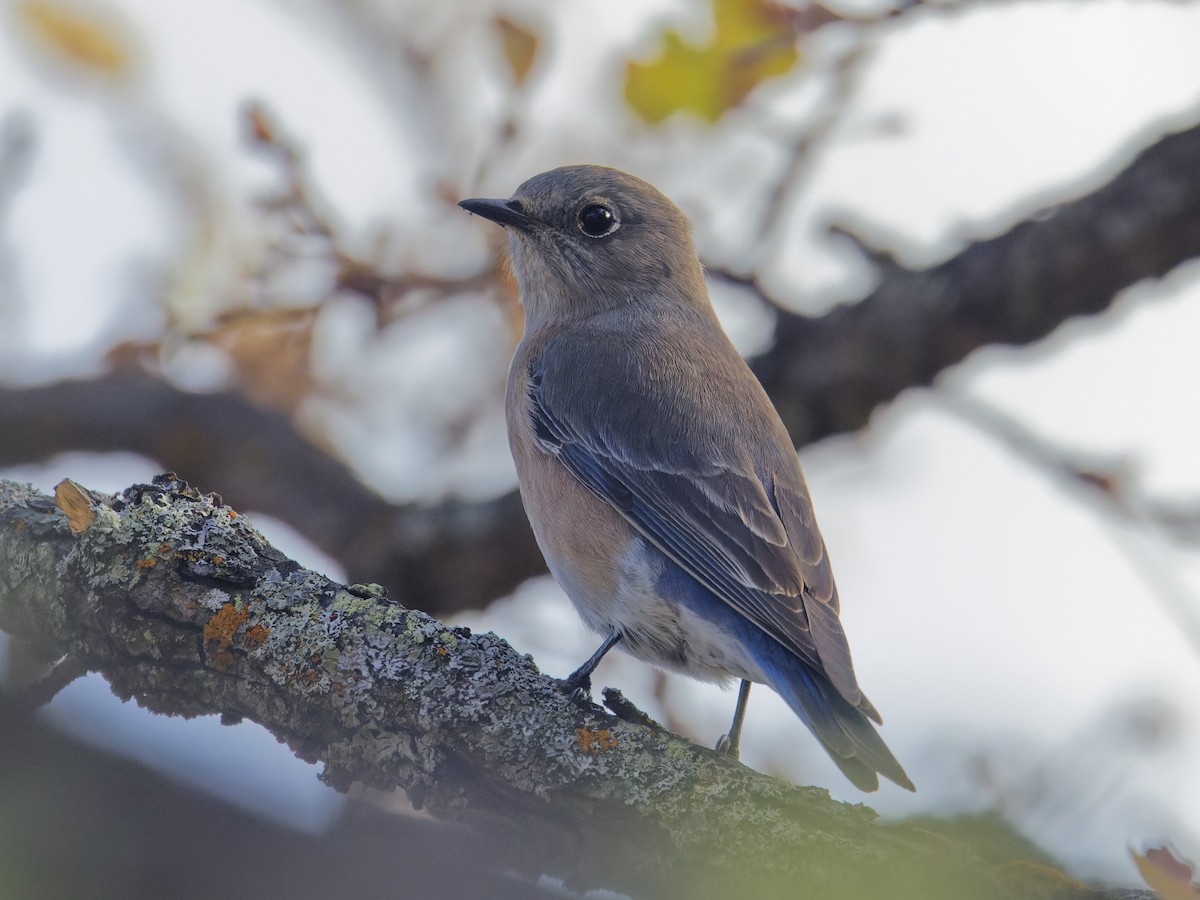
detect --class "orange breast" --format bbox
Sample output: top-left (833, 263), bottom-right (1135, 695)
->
top-left (506, 356), bottom-right (631, 605)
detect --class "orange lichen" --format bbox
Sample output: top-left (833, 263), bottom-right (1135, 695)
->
top-left (203, 604), bottom-right (249, 671)
top-left (136, 557), bottom-right (157, 569)
top-left (575, 728), bottom-right (618, 754)
top-left (436, 646), bottom-right (450, 657)
top-left (245, 624), bottom-right (270, 647)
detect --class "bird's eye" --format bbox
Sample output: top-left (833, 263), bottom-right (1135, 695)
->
top-left (578, 204), bottom-right (618, 238)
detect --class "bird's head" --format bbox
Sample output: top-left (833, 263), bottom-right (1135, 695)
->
top-left (459, 165), bottom-right (706, 325)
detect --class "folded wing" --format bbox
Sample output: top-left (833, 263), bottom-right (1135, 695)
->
top-left (527, 358), bottom-right (872, 718)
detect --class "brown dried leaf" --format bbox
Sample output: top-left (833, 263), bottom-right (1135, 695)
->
top-left (207, 308), bottom-right (318, 412)
top-left (104, 338), bottom-right (161, 372)
top-left (54, 479), bottom-right (96, 535)
top-left (244, 102), bottom-right (277, 146)
top-left (1133, 845), bottom-right (1200, 900)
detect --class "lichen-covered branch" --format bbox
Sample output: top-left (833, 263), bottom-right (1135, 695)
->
top-left (0, 477), bottom-right (1143, 899)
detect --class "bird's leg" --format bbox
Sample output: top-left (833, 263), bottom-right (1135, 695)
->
top-left (715, 679), bottom-right (752, 758)
top-left (560, 631), bottom-right (622, 701)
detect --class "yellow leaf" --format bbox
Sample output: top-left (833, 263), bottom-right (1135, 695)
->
top-left (494, 16), bottom-right (539, 86)
top-left (624, 0), bottom-right (803, 123)
top-left (17, 0), bottom-right (133, 78)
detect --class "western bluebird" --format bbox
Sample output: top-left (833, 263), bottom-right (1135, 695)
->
top-left (460, 165), bottom-right (913, 792)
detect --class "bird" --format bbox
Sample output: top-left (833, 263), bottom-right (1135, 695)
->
top-left (459, 165), bottom-right (913, 792)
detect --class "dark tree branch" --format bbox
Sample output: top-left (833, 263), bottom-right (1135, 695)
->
top-left (0, 373), bottom-right (545, 614)
top-left (0, 477), bottom-right (1151, 899)
top-left (747, 120), bottom-right (1200, 444)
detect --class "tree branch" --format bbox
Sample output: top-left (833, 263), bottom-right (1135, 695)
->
top-left (747, 119), bottom-right (1200, 444)
top-left (0, 373), bottom-right (546, 614)
top-left (0, 476), bottom-right (1147, 899)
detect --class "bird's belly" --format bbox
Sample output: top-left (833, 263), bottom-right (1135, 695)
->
top-left (509, 409), bottom-right (765, 686)
top-left (555, 533), bottom-right (768, 687)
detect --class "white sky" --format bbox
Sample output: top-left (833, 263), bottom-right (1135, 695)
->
top-left (2, 0), bottom-right (1200, 886)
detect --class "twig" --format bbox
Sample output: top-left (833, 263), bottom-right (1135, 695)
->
top-left (243, 101), bottom-right (493, 319)
top-left (938, 392), bottom-right (1200, 542)
top-left (0, 111), bottom-right (34, 221)
top-left (751, 38), bottom-right (873, 259)
top-left (938, 391), bottom-right (1200, 657)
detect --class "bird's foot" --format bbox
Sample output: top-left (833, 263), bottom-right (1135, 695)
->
top-left (555, 672), bottom-right (593, 706)
top-left (714, 733), bottom-right (741, 760)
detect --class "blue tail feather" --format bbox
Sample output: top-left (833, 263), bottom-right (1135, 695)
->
top-left (758, 652), bottom-right (914, 792)
top-left (654, 548), bottom-right (914, 792)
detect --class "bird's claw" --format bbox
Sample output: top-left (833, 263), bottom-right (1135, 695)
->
top-left (715, 733), bottom-right (740, 759)
top-left (556, 674), bottom-right (593, 705)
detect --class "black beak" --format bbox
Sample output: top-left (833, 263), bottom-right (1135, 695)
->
top-left (458, 197), bottom-right (535, 230)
